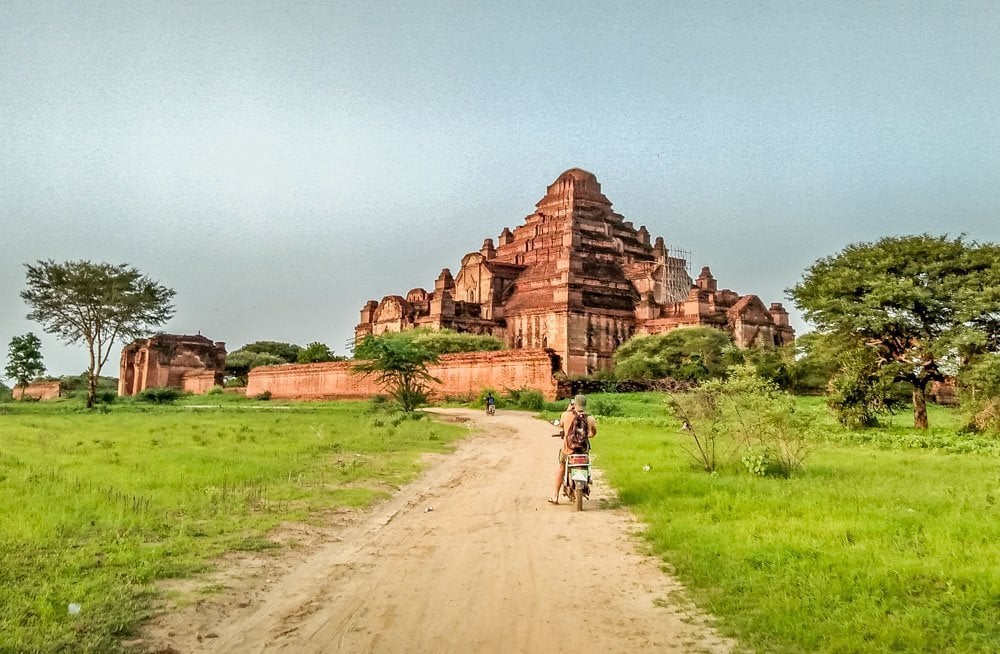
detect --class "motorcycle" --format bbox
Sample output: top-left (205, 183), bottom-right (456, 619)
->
top-left (563, 452), bottom-right (591, 511)
top-left (486, 402), bottom-right (496, 416)
top-left (551, 420), bottom-right (592, 511)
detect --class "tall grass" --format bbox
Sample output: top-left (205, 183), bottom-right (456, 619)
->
top-left (579, 393), bottom-right (1000, 653)
top-left (0, 398), bottom-right (464, 652)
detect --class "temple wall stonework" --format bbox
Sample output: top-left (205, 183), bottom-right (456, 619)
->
top-left (246, 349), bottom-right (559, 401)
top-left (119, 334), bottom-right (226, 396)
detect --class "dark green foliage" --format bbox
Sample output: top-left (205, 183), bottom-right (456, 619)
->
top-left (960, 353), bottom-right (1000, 432)
top-left (502, 387), bottom-right (544, 411)
top-left (785, 332), bottom-right (842, 394)
top-left (5, 333), bottom-right (45, 394)
top-left (20, 260), bottom-right (175, 409)
top-left (225, 351), bottom-right (286, 386)
top-left (613, 327), bottom-right (736, 381)
top-left (253, 390), bottom-right (272, 401)
top-left (825, 348), bottom-right (903, 428)
top-left (789, 234), bottom-right (1000, 428)
top-left (390, 328), bottom-right (503, 355)
top-left (296, 341), bottom-right (343, 363)
top-left (353, 333), bottom-right (439, 412)
top-left (137, 388), bottom-right (181, 403)
top-left (237, 341), bottom-right (302, 363)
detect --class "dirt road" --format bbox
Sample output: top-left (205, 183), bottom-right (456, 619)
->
top-left (144, 409), bottom-right (734, 653)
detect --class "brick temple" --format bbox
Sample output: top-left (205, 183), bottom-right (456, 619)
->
top-left (118, 334), bottom-right (226, 396)
top-left (356, 169), bottom-right (793, 376)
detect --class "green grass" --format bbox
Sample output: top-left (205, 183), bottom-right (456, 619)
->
top-left (578, 393), bottom-right (1000, 653)
top-left (0, 398), bottom-right (465, 652)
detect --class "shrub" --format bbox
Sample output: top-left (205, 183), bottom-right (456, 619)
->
top-left (137, 388), bottom-right (181, 404)
top-left (587, 397), bottom-right (623, 417)
top-left (253, 390), bottom-right (272, 401)
top-left (207, 386), bottom-right (224, 395)
top-left (960, 353), bottom-right (1000, 433)
top-left (669, 365), bottom-right (815, 476)
top-left (503, 387), bottom-right (543, 411)
top-left (476, 388), bottom-right (501, 408)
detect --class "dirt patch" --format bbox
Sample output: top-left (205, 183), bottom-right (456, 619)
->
top-left (136, 409), bottom-right (736, 653)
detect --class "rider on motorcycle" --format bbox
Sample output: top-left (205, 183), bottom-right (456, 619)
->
top-left (485, 392), bottom-right (496, 415)
top-left (547, 394), bottom-right (597, 505)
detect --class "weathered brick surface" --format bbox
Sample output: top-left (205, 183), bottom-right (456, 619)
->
top-left (119, 334), bottom-right (226, 396)
top-left (181, 370), bottom-right (223, 394)
top-left (16, 380), bottom-right (61, 401)
top-left (247, 349), bottom-right (559, 401)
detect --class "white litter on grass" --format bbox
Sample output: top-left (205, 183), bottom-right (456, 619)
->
top-left (642, 465), bottom-right (651, 472)
top-left (68, 603), bottom-right (81, 615)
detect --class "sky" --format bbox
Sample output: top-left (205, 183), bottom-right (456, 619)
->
top-left (2, 1), bottom-right (999, 380)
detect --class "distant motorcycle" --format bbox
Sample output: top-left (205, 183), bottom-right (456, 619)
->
top-left (486, 403), bottom-right (496, 416)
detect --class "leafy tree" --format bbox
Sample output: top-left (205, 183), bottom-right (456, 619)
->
top-left (225, 350), bottom-right (286, 386)
top-left (5, 333), bottom-right (45, 399)
top-left (959, 353), bottom-right (1000, 432)
top-left (352, 333), bottom-right (439, 412)
top-left (20, 260), bottom-right (175, 408)
top-left (297, 341), bottom-right (343, 363)
top-left (613, 327), bottom-right (736, 381)
top-left (789, 235), bottom-right (1000, 429)
top-left (237, 341), bottom-right (302, 363)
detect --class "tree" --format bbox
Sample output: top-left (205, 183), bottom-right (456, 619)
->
top-left (297, 342), bottom-right (342, 363)
top-left (789, 235), bottom-right (1000, 428)
top-left (21, 260), bottom-right (175, 408)
top-left (613, 327), bottom-right (737, 381)
top-left (225, 350), bottom-right (286, 386)
top-left (352, 333), bottom-right (439, 412)
top-left (402, 328), bottom-right (504, 355)
top-left (5, 333), bottom-right (46, 399)
top-left (238, 341), bottom-right (302, 363)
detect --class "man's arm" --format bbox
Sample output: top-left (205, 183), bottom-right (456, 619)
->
top-left (589, 416), bottom-right (598, 438)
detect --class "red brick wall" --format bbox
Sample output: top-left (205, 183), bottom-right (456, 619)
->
top-left (18, 381), bottom-right (61, 401)
top-left (246, 349), bottom-right (558, 401)
top-left (182, 371), bottom-right (221, 395)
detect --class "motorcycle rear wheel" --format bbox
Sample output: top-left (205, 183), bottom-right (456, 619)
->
top-left (574, 480), bottom-right (584, 512)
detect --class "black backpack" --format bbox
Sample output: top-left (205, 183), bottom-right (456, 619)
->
top-left (567, 412), bottom-right (590, 453)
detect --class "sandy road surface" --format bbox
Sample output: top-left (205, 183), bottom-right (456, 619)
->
top-left (145, 409), bottom-right (734, 653)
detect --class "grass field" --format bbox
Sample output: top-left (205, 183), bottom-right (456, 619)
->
top-left (0, 396), bottom-right (466, 652)
top-left (566, 393), bottom-right (1000, 653)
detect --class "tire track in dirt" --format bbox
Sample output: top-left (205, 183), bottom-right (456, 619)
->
top-left (141, 409), bottom-right (735, 653)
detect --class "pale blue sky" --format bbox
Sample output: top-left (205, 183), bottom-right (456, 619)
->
top-left (2, 1), bottom-right (999, 378)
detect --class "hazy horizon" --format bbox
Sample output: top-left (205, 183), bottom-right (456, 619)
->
top-left (3, 1), bottom-right (999, 380)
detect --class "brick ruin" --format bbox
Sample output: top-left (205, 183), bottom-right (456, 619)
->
top-left (357, 168), bottom-right (793, 375)
top-left (118, 334), bottom-right (226, 396)
top-left (247, 349), bottom-right (560, 401)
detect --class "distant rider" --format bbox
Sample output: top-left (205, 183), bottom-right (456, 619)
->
top-left (548, 394), bottom-right (597, 505)
top-left (485, 392), bottom-right (496, 414)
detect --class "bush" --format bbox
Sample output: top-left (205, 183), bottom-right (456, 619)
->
top-left (207, 386), bottom-right (224, 395)
top-left (613, 327), bottom-right (737, 381)
top-left (587, 397), bottom-right (623, 417)
top-left (503, 387), bottom-right (544, 411)
top-left (137, 388), bottom-right (181, 404)
top-left (960, 353), bottom-right (1000, 433)
top-left (253, 390), bottom-right (272, 401)
top-left (669, 365), bottom-right (815, 476)
top-left (476, 388), bottom-right (501, 408)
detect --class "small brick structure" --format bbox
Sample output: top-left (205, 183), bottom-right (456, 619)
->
top-left (357, 168), bottom-right (793, 376)
top-left (119, 334), bottom-right (226, 396)
top-left (15, 380), bottom-right (61, 401)
top-left (247, 349), bottom-right (560, 401)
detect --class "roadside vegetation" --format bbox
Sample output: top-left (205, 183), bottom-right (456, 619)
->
top-left (0, 395), bottom-right (465, 652)
top-left (543, 391), bottom-right (1000, 652)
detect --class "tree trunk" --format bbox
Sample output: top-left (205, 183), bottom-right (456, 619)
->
top-left (87, 370), bottom-right (97, 409)
top-left (912, 383), bottom-right (929, 430)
